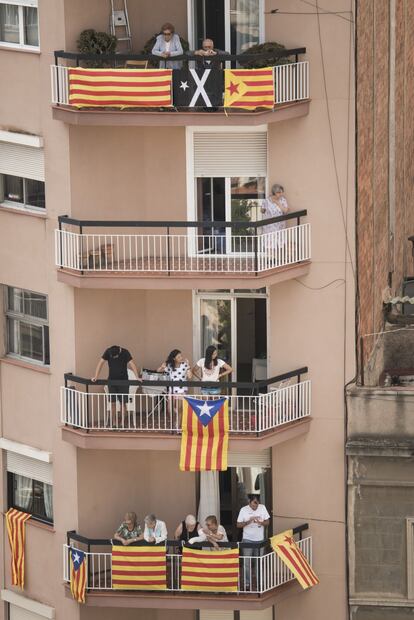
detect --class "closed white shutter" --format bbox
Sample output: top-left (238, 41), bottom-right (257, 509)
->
top-left (199, 612), bottom-right (234, 620)
top-left (9, 605), bottom-right (45, 620)
top-left (240, 609), bottom-right (273, 620)
top-left (193, 130), bottom-right (267, 177)
top-left (227, 449), bottom-right (271, 468)
top-left (0, 142), bottom-right (44, 181)
top-left (7, 452), bottom-right (53, 485)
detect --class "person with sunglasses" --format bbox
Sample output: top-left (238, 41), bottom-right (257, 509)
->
top-left (152, 22), bottom-right (183, 69)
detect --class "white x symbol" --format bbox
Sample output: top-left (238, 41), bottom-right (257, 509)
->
top-left (189, 69), bottom-right (212, 107)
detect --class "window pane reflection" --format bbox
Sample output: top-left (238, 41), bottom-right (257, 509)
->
top-left (0, 4), bottom-right (19, 44)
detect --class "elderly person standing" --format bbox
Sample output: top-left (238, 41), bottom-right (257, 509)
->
top-left (260, 183), bottom-right (290, 243)
top-left (152, 23), bottom-right (183, 69)
top-left (144, 514), bottom-right (168, 544)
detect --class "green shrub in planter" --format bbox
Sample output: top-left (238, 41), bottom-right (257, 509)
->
top-left (239, 42), bottom-right (292, 69)
top-left (142, 34), bottom-right (189, 67)
top-left (77, 29), bottom-right (117, 67)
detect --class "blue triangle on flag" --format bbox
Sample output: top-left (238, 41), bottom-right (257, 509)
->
top-left (185, 397), bottom-right (227, 427)
top-left (71, 548), bottom-right (85, 570)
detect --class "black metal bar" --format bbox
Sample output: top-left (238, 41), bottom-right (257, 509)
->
top-left (63, 366), bottom-right (309, 390)
top-left (85, 382), bottom-right (90, 430)
top-left (79, 223), bottom-right (84, 275)
top-left (58, 210), bottom-right (306, 230)
top-left (167, 226), bottom-right (171, 275)
top-left (254, 233), bottom-right (258, 276)
top-left (293, 523), bottom-right (309, 540)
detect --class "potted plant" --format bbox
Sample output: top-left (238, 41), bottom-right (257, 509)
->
top-left (238, 41), bottom-right (292, 69)
top-left (77, 29), bottom-right (117, 67)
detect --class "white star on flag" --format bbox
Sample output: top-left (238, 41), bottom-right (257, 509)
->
top-left (180, 81), bottom-right (189, 91)
top-left (73, 552), bottom-right (80, 564)
top-left (197, 402), bottom-right (214, 418)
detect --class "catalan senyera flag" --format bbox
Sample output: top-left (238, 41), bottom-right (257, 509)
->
top-left (112, 545), bottom-right (167, 590)
top-left (270, 530), bottom-right (319, 590)
top-left (181, 546), bottom-right (239, 592)
top-left (70, 547), bottom-right (87, 603)
top-left (5, 508), bottom-right (31, 589)
top-left (68, 67), bottom-right (172, 108)
top-left (180, 397), bottom-right (229, 472)
top-left (224, 67), bottom-right (275, 110)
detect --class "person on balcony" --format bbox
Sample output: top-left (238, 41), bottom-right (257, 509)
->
top-left (192, 38), bottom-right (229, 68)
top-left (237, 493), bottom-right (270, 588)
top-left (144, 514), bottom-right (168, 544)
top-left (113, 512), bottom-right (143, 546)
top-left (152, 23), bottom-right (183, 69)
top-left (188, 515), bottom-right (228, 550)
top-left (260, 183), bottom-right (290, 244)
top-left (91, 345), bottom-right (141, 425)
top-left (193, 345), bottom-right (233, 395)
top-left (157, 349), bottom-right (192, 394)
top-left (174, 514), bottom-right (200, 543)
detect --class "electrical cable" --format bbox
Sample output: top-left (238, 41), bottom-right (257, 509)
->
top-left (294, 277), bottom-right (345, 290)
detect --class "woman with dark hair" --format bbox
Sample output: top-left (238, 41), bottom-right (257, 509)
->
top-left (151, 22), bottom-right (183, 69)
top-left (157, 349), bottom-right (192, 394)
top-left (193, 345), bottom-right (233, 395)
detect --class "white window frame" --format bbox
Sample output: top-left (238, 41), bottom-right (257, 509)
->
top-left (0, 0), bottom-right (39, 51)
top-left (0, 173), bottom-right (45, 213)
top-left (4, 285), bottom-right (50, 366)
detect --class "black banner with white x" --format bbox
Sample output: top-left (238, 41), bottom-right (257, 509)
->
top-left (172, 68), bottom-right (224, 107)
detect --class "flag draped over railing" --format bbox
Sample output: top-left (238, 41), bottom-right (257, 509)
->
top-left (112, 545), bottom-right (167, 590)
top-left (181, 546), bottom-right (239, 592)
top-left (180, 397), bottom-right (229, 471)
top-left (70, 547), bottom-right (87, 603)
top-left (68, 68), bottom-right (172, 108)
top-left (270, 530), bottom-right (319, 589)
top-left (224, 67), bottom-right (275, 109)
top-left (5, 508), bottom-right (31, 589)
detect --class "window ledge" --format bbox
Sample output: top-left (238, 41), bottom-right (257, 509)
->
top-left (0, 356), bottom-right (50, 374)
top-left (0, 43), bottom-right (40, 55)
top-left (0, 204), bottom-right (47, 219)
top-left (27, 518), bottom-right (54, 533)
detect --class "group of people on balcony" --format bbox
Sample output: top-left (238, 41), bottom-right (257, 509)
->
top-left (152, 22), bottom-right (227, 69)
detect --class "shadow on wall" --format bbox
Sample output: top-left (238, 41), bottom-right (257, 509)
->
top-left (361, 327), bottom-right (414, 387)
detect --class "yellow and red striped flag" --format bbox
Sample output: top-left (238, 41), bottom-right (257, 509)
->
top-left (270, 530), bottom-right (319, 590)
top-left (112, 545), bottom-right (167, 590)
top-left (5, 508), bottom-right (31, 589)
top-left (70, 547), bottom-right (87, 603)
top-left (224, 67), bottom-right (275, 110)
top-left (68, 67), bottom-right (172, 108)
top-left (180, 397), bottom-right (229, 471)
top-left (181, 546), bottom-right (239, 592)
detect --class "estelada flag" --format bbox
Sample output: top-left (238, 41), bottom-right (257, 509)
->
top-left (181, 546), bottom-right (239, 592)
top-left (112, 545), bottom-right (167, 590)
top-left (224, 67), bottom-right (275, 110)
top-left (180, 397), bottom-right (229, 472)
top-left (68, 67), bottom-right (172, 108)
top-left (270, 529), bottom-right (319, 590)
top-left (70, 547), bottom-right (87, 603)
top-left (5, 508), bottom-right (31, 589)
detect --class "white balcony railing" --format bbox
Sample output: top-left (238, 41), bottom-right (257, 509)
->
top-left (63, 536), bottom-right (312, 595)
top-left (55, 224), bottom-right (311, 275)
top-left (60, 378), bottom-right (311, 434)
top-left (51, 62), bottom-right (309, 109)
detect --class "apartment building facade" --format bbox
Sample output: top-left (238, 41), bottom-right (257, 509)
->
top-left (0, 1), bottom-right (354, 619)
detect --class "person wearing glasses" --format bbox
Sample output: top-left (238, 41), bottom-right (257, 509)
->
top-left (237, 494), bottom-right (270, 589)
top-left (152, 22), bottom-right (183, 69)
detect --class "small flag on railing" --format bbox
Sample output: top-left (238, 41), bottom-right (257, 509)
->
top-left (70, 547), bottom-right (87, 603)
top-left (5, 508), bottom-right (31, 589)
top-left (68, 68), bottom-right (172, 108)
top-left (181, 546), bottom-right (239, 592)
top-left (173, 68), bottom-right (223, 107)
top-left (270, 530), bottom-right (319, 590)
top-left (112, 545), bottom-right (167, 590)
top-left (224, 67), bottom-right (275, 110)
top-left (180, 397), bottom-right (229, 471)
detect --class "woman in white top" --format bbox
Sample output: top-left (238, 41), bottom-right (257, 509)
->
top-left (151, 22), bottom-right (183, 69)
top-left (193, 345), bottom-right (233, 395)
top-left (260, 183), bottom-right (290, 245)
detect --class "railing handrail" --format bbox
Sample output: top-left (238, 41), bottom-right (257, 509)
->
top-left (57, 211), bottom-right (307, 231)
top-left (66, 523), bottom-right (309, 549)
top-left (63, 366), bottom-right (308, 390)
top-left (54, 48), bottom-right (306, 64)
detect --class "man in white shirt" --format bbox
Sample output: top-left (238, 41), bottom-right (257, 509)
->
top-left (237, 494), bottom-right (270, 588)
top-left (143, 514), bottom-right (168, 544)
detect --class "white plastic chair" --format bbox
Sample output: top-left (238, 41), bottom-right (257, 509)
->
top-left (104, 368), bottom-right (139, 428)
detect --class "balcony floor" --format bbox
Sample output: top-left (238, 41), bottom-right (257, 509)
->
top-left (61, 417), bottom-right (311, 450)
top-left (53, 100), bottom-right (310, 127)
top-left (56, 260), bottom-right (310, 290)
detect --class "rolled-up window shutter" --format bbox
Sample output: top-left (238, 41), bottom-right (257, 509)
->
top-left (9, 605), bottom-right (45, 620)
top-left (7, 452), bottom-right (53, 485)
top-left (240, 610), bottom-right (273, 620)
top-left (227, 449), bottom-right (271, 468)
top-left (199, 612), bottom-right (234, 620)
top-left (193, 131), bottom-right (267, 177)
top-left (0, 142), bottom-right (44, 181)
